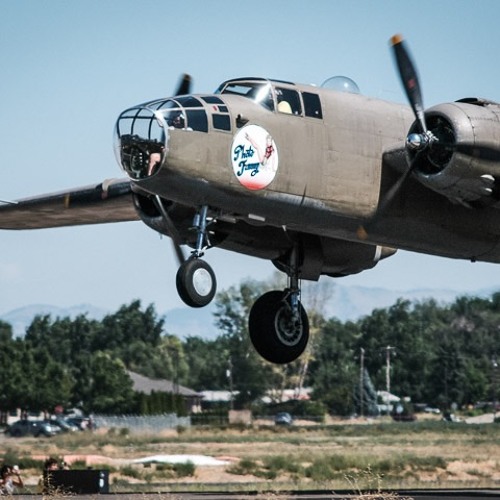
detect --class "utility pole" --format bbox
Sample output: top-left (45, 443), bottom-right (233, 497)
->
top-left (492, 356), bottom-right (498, 422)
top-left (359, 347), bottom-right (365, 418)
top-left (385, 346), bottom-right (396, 395)
top-left (226, 358), bottom-right (234, 410)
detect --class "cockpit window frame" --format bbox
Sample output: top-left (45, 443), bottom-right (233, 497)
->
top-left (141, 98), bottom-right (209, 133)
top-left (216, 78), bottom-right (323, 120)
top-left (216, 79), bottom-right (275, 111)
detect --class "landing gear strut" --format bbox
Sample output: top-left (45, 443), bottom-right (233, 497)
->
top-left (248, 248), bottom-right (309, 364)
top-left (175, 205), bottom-right (217, 308)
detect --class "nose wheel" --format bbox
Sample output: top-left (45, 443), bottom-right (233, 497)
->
top-left (176, 257), bottom-right (216, 308)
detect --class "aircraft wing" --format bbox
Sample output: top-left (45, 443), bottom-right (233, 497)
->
top-left (0, 178), bottom-right (139, 230)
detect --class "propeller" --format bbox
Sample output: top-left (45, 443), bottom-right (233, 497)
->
top-left (357, 35), bottom-right (428, 239)
top-left (357, 35), bottom-right (500, 240)
top-left (174, 73), bottom-right (192, 96)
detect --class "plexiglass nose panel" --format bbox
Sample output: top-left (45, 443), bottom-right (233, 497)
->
top-left (114, 97), bottom-right (209, 180)
top-left (114, 105), bottom-right (168, 180)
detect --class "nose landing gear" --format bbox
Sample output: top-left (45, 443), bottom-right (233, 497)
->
top-left (175, 205), bottom-right (217, 308)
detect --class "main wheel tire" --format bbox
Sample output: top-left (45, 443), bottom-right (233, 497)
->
top-left (249, 290), bottom-right (309, 364)
top-left (176, 258), bottom-right (217, 308)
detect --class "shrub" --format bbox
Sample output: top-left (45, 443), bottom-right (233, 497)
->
top-left (120, 465), bottom-right (142, 479)
top-left (173, 461), bottom-right (195, 477)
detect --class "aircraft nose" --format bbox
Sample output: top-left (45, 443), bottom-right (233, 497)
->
top-left (114, 106), bottom-right (168, 180)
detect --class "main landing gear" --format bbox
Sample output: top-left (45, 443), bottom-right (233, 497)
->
top-left (249, 287), bottom-right (309, 364)
top-left (249, 248), bottom-right (309, 364)
top-left (175, 205), bottom-right (217, 308)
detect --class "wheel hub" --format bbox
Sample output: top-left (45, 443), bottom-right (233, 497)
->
top-left (192, 268), bottom-right (213, 297)
top-left (274, 305), bottom-right (303, 347)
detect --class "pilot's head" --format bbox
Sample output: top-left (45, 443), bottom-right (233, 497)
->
top-left (172, 113), bottom-right (185, 129)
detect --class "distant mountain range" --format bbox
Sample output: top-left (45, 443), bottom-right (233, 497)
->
top-left (1, 284), bottom-right (499, 340)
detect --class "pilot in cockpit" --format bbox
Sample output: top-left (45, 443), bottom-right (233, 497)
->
top-left (169, 112), bottom-right (185, 129)
top-left (276, 89), bottom-right (292, 114)
top-left (168, 112), bottom-right (193, 131)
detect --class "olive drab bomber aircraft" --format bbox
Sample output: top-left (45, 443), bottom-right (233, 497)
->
top-left (2, 35), bottom-right (500, 364)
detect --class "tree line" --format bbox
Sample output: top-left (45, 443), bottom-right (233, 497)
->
top-left (0, 278), bottom-right (498, 417)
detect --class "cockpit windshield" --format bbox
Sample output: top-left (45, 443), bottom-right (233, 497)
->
top-left (216, 80), bottom-right (274, 111)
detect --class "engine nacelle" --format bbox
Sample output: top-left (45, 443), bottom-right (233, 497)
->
top-left (408, 99), bottom-right (500, 206)
top-left (321, 238), bottom-right (396, 278)
top-left (273, 234), bottom-right (396, 280)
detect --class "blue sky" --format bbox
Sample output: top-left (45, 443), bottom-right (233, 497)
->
top-left (2, 0), bottom-right (500, 315)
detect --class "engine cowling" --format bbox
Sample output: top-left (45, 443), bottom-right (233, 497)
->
top-left (408, 98), bottom-right (500, 206)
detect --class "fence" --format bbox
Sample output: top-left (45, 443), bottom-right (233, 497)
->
top-left (93, 413), bottom-right (190, 433)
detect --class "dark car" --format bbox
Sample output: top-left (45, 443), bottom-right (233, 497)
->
top-left (274, 412), bottom-right (293, 425)
top-left (45, 418), bottom-right (79, 433)
top-left (5, 419), bottom-right (61, 437)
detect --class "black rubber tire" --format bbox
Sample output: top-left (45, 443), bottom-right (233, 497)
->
top-left (249, 290), bottom-right (309, 364)
top-left (176, 258), bottom-right (217, 308)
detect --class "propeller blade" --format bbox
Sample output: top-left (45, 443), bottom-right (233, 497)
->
top-left (391, 34), bottom-right (427, 133)
top-left (358, 151), bottom-right (423, 240)
top-left (377, 154), bottom-right (420, 216)
top-left (174, 73), bottom-right (192, 96)
top-left (154, 196), bottom-right (186, 266)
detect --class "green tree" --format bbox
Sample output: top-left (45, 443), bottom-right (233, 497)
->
top-left (0, 323), bottom-right (30, 417)
top-left (183, 336), bottom-right (228, 390)
top-left (97, 300), bottom-right (164, 352)
top-left (214, 279), bottom-right (280, 408)
top-left (85, 352), bottom-right (134, 414)
top-left (28, 348), bottom-right (73, 415)
top-left (309, 318), bottom-right (358, 415)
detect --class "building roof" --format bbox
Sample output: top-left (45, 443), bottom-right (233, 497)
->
top-left (127, 370), bottom-right (201, 398)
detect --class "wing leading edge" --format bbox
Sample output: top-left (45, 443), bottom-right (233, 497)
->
top-left (0, 178), bottom-right (139, 230)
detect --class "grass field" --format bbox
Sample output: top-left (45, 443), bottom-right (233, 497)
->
top-left (1, 418), bottom-right (499, 494)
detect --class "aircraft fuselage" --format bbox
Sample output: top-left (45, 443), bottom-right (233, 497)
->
top-left (115, 78), bottom-right (500, 265)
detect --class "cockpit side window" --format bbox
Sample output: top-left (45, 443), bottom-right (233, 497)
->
top-left (302, 92), bottom-right (323, 119)
top-left (185, 110), bottom-right (208, 132)
top-left (276, 88), bottom-right (302, 115)
top-left (201, 95), bottom-right (231, 131)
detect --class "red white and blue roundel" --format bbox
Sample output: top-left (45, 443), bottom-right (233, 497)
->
top-left (231, 125), bottom-right (279, 190)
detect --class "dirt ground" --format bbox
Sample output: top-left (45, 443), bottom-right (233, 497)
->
top-left (1, 417), bottom-right (499, 492)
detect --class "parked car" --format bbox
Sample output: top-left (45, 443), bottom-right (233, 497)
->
top-left (274, 412), bottom-right (293, 426)
top-left (5, 419), bottom-right (61, 437)
top-left (46, 418), bottom-right (79, 433)
top-left (65, 416), bottom-right (93, 430)
top-left (392, 413), bottom-right (417, 422)
top-left (424, 406), bottom-right (441, 415)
